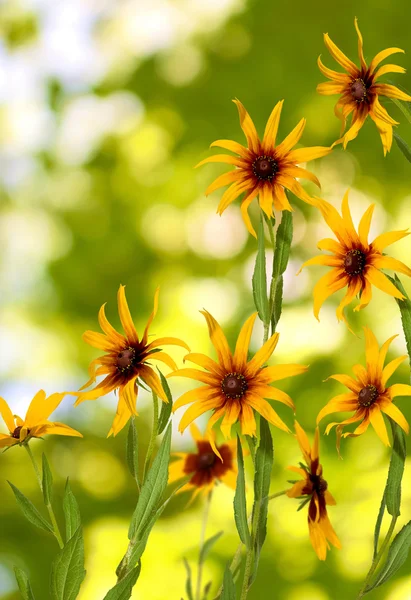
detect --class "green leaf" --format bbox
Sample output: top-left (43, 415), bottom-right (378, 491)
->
top-left (42, 453), bottom-right (53, 506)
top-left (390, 275), bottom-right (411, 362)
top-left (385, 418), bottom-right (406, 517)
top-left (63, 480), bottom-right (81, 543)
top-left (272, 211), bottom-right (293, 280)
top-left (128, 423), bottom-right (172, 541)
top-left (367, 521), bottom-right (411, 591)
top-left (183, 558), bottom-right (194, 600)
top-left (252, 214), bottom-right (269, 325)
top-left (126, 418), bottom-right (139, 483)
top-left (233, 436), bottom-right (250, 548)
top-left (157, 369), bottom-right (173, 435)
top-left (8, 482), bottom-right (53, 534)
top-left (390, 96), bottom-right (411, 126)
top-left (199, 531), bottom-right (224, 564)
top-left (394, 132), bottom-right (411, 163)
top-left (221, 565), bottom-right (236, 600)
top-left (103, 566), bottom-right (141, 600)
top-left (271, 274), bottom-right (284, 333)
top-left (50, 527), bottom-right (86, 600)
top-left (373, 495), bottom-right (386, 559)
top-left (14, 567), bottom-right (36, 600)
top-left (250, 418), bottom-right (273, 585)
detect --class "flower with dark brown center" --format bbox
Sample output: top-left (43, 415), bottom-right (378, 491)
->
top-left (116, 347), bottom-right (136, 372)
top-left (310, 473), bottom-right (328, 495)
top-left (12, 426), bottom-right (23, 439)
top-left (198, 451), bottom-right (216, 470)
top-left (221, 372), bottom-right (248, 399)
top-left (252, 155), bottom-right (278, 181)
top-left (358, 384), bottom-right (379, 408)
top-left (351, 78), bottom-right (367, 102)
top-left (344, 249), bottom-right (366, 276)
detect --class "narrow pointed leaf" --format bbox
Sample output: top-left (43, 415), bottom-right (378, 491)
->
top-left (63, 479), bottom-right (81, 543)
top-left (373, 496), bottom-right (386, 559)
top-left (233, 436), bottom-right (250, 548)
top-left (50, 527), bottom-right (86, 600)
top-left (14, 567), bottom-right (36, 600)
top-left (221, 565), bottom-right (236, 600)
top-left (271, 274), bottom-right (284, 332)
top-left (200, 531), bottom-right (224, 564)
top-left (157, 369), bottom-right (173, 435)
top-left (126, 418), bottom-right (139, 483)
top-left (8, 482), bottom-right (53, 534)
top-left (103, 566), bottom-right (141, 600)
top-left (128, 423), bottom-right (171, 541)
top-left (42, 453), bottom-right (53, 506)
top-left (252, 214), bottom-right (269, 324)
top-left (272, 211), bottom-right (293, 279)
top-left (390, 275), bottom-right (411, 362)
top-left (394, 132), bottom-right (411, 163)
top-left (183, 558), bottom-right (194, 600)
top-left (366, 521), bottom-right (411, 591)
top-left (384, 418), bottom-right (406, 517)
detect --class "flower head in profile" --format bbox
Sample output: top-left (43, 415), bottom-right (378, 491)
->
top-left (317, 18), bottom-right (411, 155)
top-left (318, 328), bottom-right (410, 446)
top-left (299, 191), bottom-right (411, 326)
top-left (73, 285), bottom-right (189, 437)
top-left (287, 422), bottom-right (341, 561)
top-left (196, 99), bottom-right (331, 236)
top-left (169, 311), bottom-right (307, 456)
top-left (0, 391), bottom-right (82, 449)
top-left (168, 424), bottom-right (237, 502)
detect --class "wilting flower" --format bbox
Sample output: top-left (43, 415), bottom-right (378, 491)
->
top-left (287, 422), bottom-right (341, 561)
top-left (0, 391), bottom-right (82, 449)
top-left (317, 18), bottom-right (411, 155)
top-left (196, 99), bottom-right (331, 236)
top-left (169, 311), bottom-right (307, 456)
top-left (299, 191), bottom-right (411, 325)
top-left (168, 424), bottom-right (237, 501)
top-left (73, 285), bottom-right (189, 436)
top-left (318, 328), bottom-right (410, 446)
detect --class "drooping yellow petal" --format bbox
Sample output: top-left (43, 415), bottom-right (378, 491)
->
top-left (370, 255), bottom-right (411, 278)
top-left (258, 385), bottom-right (295, 410)
top-left (259, 184), bottom-right (274, 218)
top-left (117, 285), bottom-right (139, 344)
top-left (364, 266), bottom-right (404, 299)
top-left (373, 83), bottom-right (411, 102)
top-left (328, 374), bottom-right (361, 393)
top-left (147, 337), bottom-right (191, 352)
top-left (233, 312), bottom-right (258, 371)
top-left (240, 187), bottom-right (260, 237)
top-left (336, 277), bottom-right (362, 323)
top-left (119, 377), bottom-right (138, 415)
top-left (0, 437), bottom-right (18, 448)
top-left (284, 166), bottom-right (321, 188)
top-left (298, 255), bottom-right (342, 274)
top-left (83, 330), bottom-right (118, 352)
top-left (239, 402), bottom-right (257, 437)
top-left (261, 100), bottom-right (284, 152)
top-left (369, 407), bottom-right (390, 446)
top-left (35, 422), bottom-right (83, 438)
top-left (210, 139), bottom-right (249, 157)
top-left (205, 170), bottom-right (245, 197)
top-left (312, 269), bottom-right (348, 321)
top-left (233, 99), bottom-right (260, 154)
top-left (220, 400), bottom-right (241, 439)
top-left (200, 310), bottom-right (233, 372)
top-left (173, 386), bottom-right (216, 411)
top-left (0, 397), bottom-right (16, 432)
top-left (108, 396), bottom-right (133, 437)
top-left (294, 420), bottom-right (311, 458)
top-left (195, 154), bottom-right (248, 169)
top-left (179, 398), bottom-right (224, 433)
top-left (317, 55), bottom-right (350, 82)
top-left (388, 383), bottom-right (411, 399)
top-left (353, 278), bottom-right (373, 312)
top-left (148, 351), bottom-right (178, 372)
top-left (217, 180), bottom-right (252, 215)
top-left (246, 394), bottom-right (290, 433)
top-left (380, 401), bottom-right (409, 434)
top-left (374, 63), bottom-right (406, 79)
top-left (139, 365), bottom-right (167, 402)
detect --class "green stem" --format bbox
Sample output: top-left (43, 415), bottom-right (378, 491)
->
top-left (239, 544), bottom-right (254, 600)
top-left (24, 445), bottom-right (64, 549)
top-left (357, 515), bottom-right (397, 599)
top-left (267, 490), bottom-right (287, 501)
top-left (142, 392), bottom-right (159, 483)
top-left (196, 491), bottom-right (213, 600)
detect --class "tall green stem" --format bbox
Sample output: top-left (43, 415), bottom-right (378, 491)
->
top-left (196, 491), bottom-right (213, 600)
top-left (357, 515), bottom-right (397, 598)
top-left (25, 445), bottom-right (64, 549)
top-left (142, 392), bottom-right (159, 483)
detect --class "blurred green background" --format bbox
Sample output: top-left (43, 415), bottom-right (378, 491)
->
top-left (1, 0), bottom-right (411, 598)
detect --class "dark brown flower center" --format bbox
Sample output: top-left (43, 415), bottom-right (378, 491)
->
top-left (116, 347), bottom-right (136, 372)
top-left (252, 155), bottom-right (278, 181)
top-left (12, 426), bottom-right (23, 439)
top-left (221, 372), bottom-right (248, 399)
top-left (198, 452), bottom-right (216, 469)
top-left (309, 473), bottom-right (328, 495)
top-left (351, 78), bottom-right (367, 102)
top-left (344, 249), bottom-right (366, 276)
top-left (358, 384), bottom-right (379, 408)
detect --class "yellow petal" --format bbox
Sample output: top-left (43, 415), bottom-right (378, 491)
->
top-left (313, 269), bottom-right (348, 320)
top-left (240, 187), bottom-right (260, 237)
top-left (232, 99), bottom-right (260, 153)
top-left (298, 254), bottom-right (342, 274)
top-left (371, 230), bottom-right (410, 253)
top-left (374, 64), bottom-right (406, 79)
top-left (373, 83), bottom-right (411, 102)
top-left (190, 422), bottom-right (204, 442)
top-left (336, 277), bottom-right (362, 323)
top-left (369, 48), bottom-right (405, 74)
top-left (83, 330), bottom-right (117, 352)
top-left (364, 265), bottom-right (404, 299)
top-left (233, 313), bottom-right (258, 371)
top-left (205, 170), bottom-right (245, 196)
top-left (200, 310), bottom-right (233, 371)
top-left (173, 387), bottom-right (217, 411)
top-left (147, 337), bottom-right (190, 352)
top-left (246, 394), bottom-right (290, 433)
top-left (287, 146), bottom-right (332, 163)
top-left (380, 401), bottom-right (409, 434)
top-left (220, 400), bottom-right (241, 439)
top-left (354, 17), bottom-right (367, 71)
top-left (363, 326), bottom-right (380, 381)
top-left (139, 365), bottom-right (167, 402)
top-left (261, 100), bottom-right (284, 152)
top-left (358, 204), bottom-right (375, 246)
top-left (317, 55), bottom-right (350, 82)
top-left (317, 238), bottom-right (345, 255)
top-left (259, 385), bottom-right (295, 410)
top-left (370, 255), bottom-right (411, 278)
top-left (0, 397), bottom-right (15, 432)
top-left (25, 391), bottom-right (65, 428)
top-left (353, 277), bottom-right (373, 312)
top-left (260, 364), bottom-right (308, 383)
top-left (119, 377), bottom-right (138, 415)
top-left (168, 368), bottom-right (218, 386)
top-left (317, 81), bottom-right (347, 95)
top-left (117, 285), bottom-right (139, 343)
top-left (382, 356), bottom-right (407, 387)
top-left (217, 180), bottom-right (252, 214)
top-left (108, 396), bottom-right (134, 437)
top-left (168, 459), bottom-right (188, 483)
top-left (195, 154), bottom-right (248, 169)
top-left (239, 402), bottom-right (257, 437)
top-left (369, 407), bottom-right (390, 446)
top-left (276, 118), bottom-right (306, 157)
top-left (284, 166), bottom-right (321, 188)
top-left (184, 353), bottom-right (222, 375)
top-left (328, 374), bottom-right (361, 393)
top-left (388, 383), bottom-right (411, 399)
top-left (259, 184), bottom-right (274, 218)
top-left (179, 398), bottom-right (224, 433)
top-left (98, 304), bottom-right (124, 344)
top-left (148, 351), bottom-right (177, 372)
top-left (210, 139), bottom-right (249, 158)
top-left (294, 420), bottom-right (311, 457)
top-left (377, 335), bottom-right (398, 373)
top-left (323, 32), bottom-right (359, 77)
top-left (246, 332), bottom-right (279, 374)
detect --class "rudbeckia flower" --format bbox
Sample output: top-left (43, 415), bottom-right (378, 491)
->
top-left (169, 311), bottom-right (307, 455)
top-left (0, 391), bottom-right (82, 449)
top-left (318, 328), bottom-right (411, 446)
top-left (287, 422), bottom-right (341, 561)
top-left (317, 18), bottom-right (411, 155)
top-left (299, 191), bottom-right (411, 325)
top-left (197, 99), bottom-right (331, 237)
top-left (168, 424), bottom-right (237, 501)
top-left (74, 285), bottom-right (189, 437)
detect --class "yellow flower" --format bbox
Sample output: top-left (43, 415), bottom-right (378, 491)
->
top-left (0, 391), bottom-right (82, 448)
top-left (196, 99), bottom-right (331, 237)
top-left (168, 423), bottom-right (237, 502)
top-left (318, 328), bottom-right (411, 446)
top-left (73, 285), bottom-right (189, 437)
top-left (287, 422), bottom-right (341, 561)
top-left (299, 191), bottom-right (411, 325)
top-left (317, 18), bottom-right (411, 155)
top-left (169, 311), bottom-right (307, 456)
